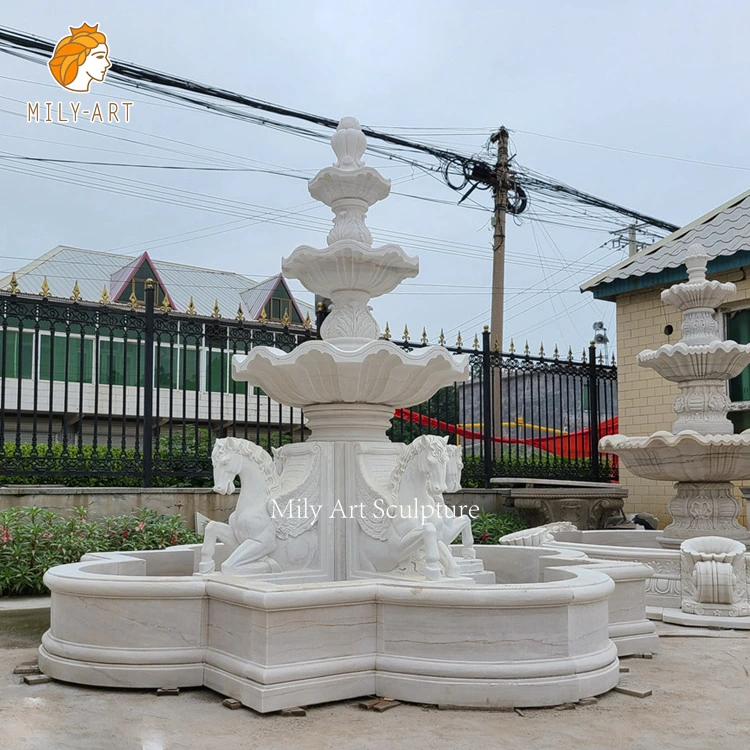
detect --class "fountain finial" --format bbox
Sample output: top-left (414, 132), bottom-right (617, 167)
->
top-left (331, 117), bottom-right (367, 170)
top-left (684, 243), bottom-right (710, 283)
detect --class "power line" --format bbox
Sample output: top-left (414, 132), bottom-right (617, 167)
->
top-left (0, 25), bottom-right (678, 232)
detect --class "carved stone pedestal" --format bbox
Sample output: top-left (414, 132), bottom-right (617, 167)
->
top-left (680, 537), bottom-right (749, 617)
top-left (659, 482), bottom-right (750, 549)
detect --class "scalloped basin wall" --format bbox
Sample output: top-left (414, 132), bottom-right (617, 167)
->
top-left (37, 545), bottom-right (643, 712)
top-left (599, 432), bottom-right (750, 482)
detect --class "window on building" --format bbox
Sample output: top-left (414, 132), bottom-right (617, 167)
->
top-left (40, 334), bottom-right (93, 383)
top-left (114, 257), bottom-right (171, 308)
top-left (155, 345), bottom-right (178, 389)
top-left (0, 330), bottom-right (33, 379)
top-left (725, 309), bottom-right (750, 431)
top-left (260, 281), bottom-right (303, 324)
top-left (99, 340), bottom-right (145, 386)
top-left (727, 310), bottom-right (750, 402)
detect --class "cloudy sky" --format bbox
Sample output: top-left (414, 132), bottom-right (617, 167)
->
top-left (2, 1), bottom-right (749, 356)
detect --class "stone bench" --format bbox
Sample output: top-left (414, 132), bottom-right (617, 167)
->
top-left (489, 477), bottom-right (627, 530)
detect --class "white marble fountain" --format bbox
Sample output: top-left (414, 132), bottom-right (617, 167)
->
top-left (544, 245), bottom-right (750, 628)
top-left (38, 119), bottom-right (657, 711)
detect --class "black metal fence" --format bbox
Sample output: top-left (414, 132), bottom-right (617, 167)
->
top-left (0, 287), bottom-right (617, 488)
top-left (388, 331), bottom-right (617, 486)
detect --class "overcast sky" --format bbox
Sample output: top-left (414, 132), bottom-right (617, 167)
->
top-left (2, 1), bottom-right (750, 356)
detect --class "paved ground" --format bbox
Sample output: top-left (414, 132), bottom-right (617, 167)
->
top-left (1, 606), bottom-right (749, 750)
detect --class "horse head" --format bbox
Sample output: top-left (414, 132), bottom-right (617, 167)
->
top-left (212, 437), bottom-right (245, 495)
top-left (414, 435), bottom-right (450, 496)
top-left (445, 445), bottom-right (463, 493)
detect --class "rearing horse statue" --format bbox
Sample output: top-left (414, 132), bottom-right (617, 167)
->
top-left (198, 438), bottom-right (319, 575)
top-left (355, 435), bottom-right (464, 580)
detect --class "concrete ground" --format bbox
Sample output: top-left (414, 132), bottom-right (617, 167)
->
top-left (1, 604), bottom-right (749, 750)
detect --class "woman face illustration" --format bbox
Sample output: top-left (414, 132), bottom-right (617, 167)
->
top-left (82, 43), bottom-right (110, 82)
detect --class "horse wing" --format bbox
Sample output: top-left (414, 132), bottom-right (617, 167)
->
top-left (268, 444), bottom-right (322, 539)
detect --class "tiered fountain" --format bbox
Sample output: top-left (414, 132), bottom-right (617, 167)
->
top-left (602, 244), bottom-right (750, 549)
top-left (37, 119), bottom-right (658, 711)
top-left (545, 245), bottom-right (750, 627)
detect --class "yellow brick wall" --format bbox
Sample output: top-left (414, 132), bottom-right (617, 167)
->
top-left (613, 267), bottom-right (750, 527)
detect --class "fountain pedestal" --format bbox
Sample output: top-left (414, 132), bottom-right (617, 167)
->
top-left (661, 482), bottom-right (749, 549)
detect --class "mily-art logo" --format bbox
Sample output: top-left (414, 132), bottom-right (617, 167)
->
top-left (26, 22), bottom-right (132, 124)
top-left (49, 22), bottom-right (110, 92)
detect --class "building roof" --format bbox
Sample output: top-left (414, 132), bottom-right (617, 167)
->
top-left (581, 189), bottom-right (750, 300)
top-left (240, 273), bottom-right (305, 322)
top-left (0, 246), bottom-right (314, 320)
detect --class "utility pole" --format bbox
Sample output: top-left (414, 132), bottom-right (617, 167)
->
top-left (628, 224), bottom-right (637, 256)
top-left (490, 127), bottom-right (509, 351)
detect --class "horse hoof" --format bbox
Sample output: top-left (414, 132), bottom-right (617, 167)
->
top-left (424, 564), bottom-right (441, 581)
top-left (197, 561), bottom-right (215, 575)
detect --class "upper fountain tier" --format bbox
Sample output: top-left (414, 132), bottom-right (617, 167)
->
top-left (233, 117), bottom-right (468, 441)
top-left (282, 116), bottom-right (420, 349)
top-left (635, 245), bottom-right (750, 434)
top-left (637, 245), bottom-right (750, 384)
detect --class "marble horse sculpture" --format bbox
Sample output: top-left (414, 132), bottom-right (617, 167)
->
top-left (198, 437), bottom-right (320, 575)
top-left (355, 435), bottom-right (473, 580)
top-left (435, 445), bottom-right (475, 558)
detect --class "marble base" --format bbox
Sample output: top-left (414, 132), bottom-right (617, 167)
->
top-left (38, 545), bottom-right (633, 712)
top-left (661, 608), bottom-right (750, 630)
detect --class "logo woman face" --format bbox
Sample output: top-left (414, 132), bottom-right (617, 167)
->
top-left (81, 43), bottom-right (110, 82)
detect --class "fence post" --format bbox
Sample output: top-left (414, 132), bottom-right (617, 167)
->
top-left (143, 280), bottom-right (155, 488)
top-left (587, 340), bottom-right (600, 482)
top-left (481, 326), bottom-right (493, 489)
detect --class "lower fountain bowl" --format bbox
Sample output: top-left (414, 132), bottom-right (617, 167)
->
top-left (37, 545), bottom-right (634, 711)
top-left (600, 430), bottom-right (750, 482)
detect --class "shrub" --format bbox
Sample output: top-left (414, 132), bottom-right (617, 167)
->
top-left (470, 510), bottom-right (527, 544)
top-left (0, 507), bottom-right (201, 596)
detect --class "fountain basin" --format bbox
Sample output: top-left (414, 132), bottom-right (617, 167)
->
top-left (233, 339), bottom-right (469, 410)
top-left (37, 545), bottom-right (643, 711)
top-left (282, 240), bottom-right (419, 300)
top-left (600, 431), bottom-right (750, 482)
top-left (661, 278), bottom-right (735, 311)
top-left (545, 530), bottom-right (750, 628)
top-left (637, 341), bottom-right (750, 382)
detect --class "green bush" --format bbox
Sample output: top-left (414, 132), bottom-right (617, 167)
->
top-left (0, 430), bottom-right (296, 488)
top-left (470, 510), bottom-right (527, 544)
top-left (0, 507), bottom-right (201, 596)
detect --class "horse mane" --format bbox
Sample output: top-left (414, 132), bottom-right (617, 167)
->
top-left (387, 435), bottom-right (447, 499)
top-left (214, 437), bottom-right (282, 495)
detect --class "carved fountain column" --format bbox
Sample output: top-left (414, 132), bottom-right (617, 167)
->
top-left (232, 117), bottom-right (469, 578)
